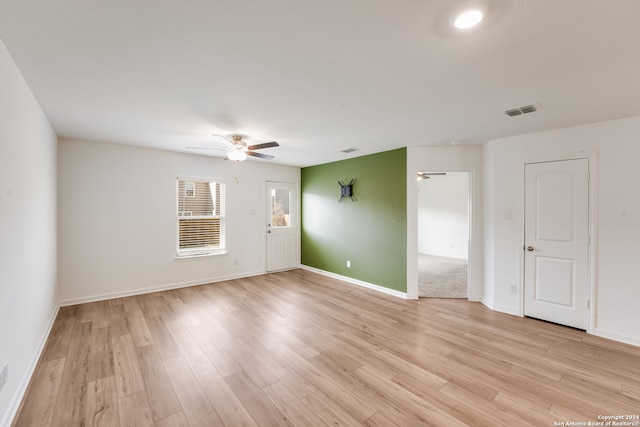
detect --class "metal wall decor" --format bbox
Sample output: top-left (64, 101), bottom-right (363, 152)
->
top-left (338, 179), bottom-right (356, 202)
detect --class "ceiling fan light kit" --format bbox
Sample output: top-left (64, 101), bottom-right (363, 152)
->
top-left (191, 134), bottom-right (279, 162)
top-left (227, 149), bottom-right (247, 161)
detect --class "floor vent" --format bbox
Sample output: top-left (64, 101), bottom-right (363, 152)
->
top-left (505, 103), bottom-right (541, 117)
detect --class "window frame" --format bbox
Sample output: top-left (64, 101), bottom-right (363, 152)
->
top-left (176, 176), bottom-right (226, 259)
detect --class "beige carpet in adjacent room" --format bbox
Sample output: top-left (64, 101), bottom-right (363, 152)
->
top-left (418, 254), bottom-right (468, 298)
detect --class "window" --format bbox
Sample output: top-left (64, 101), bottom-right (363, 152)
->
top-left (176, 178), bottom-right (225, 258)
top-left (184, 181), bottom-right (195, 197)
top-left (271, 188), bottom-right (292, 227)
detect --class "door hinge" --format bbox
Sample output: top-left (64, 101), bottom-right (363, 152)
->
top-left (587, 300), bottom-right (590, 309)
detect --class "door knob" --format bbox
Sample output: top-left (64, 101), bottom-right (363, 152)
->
top-left (527, 246), bottom-right (534, 251)
top-left (267, 230), bottom-right (271, 233)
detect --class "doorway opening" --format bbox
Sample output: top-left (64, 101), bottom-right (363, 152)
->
top-left (417, 171), bottom-right (470, 298)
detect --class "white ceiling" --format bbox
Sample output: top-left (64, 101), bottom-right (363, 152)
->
top-left (1, 0), bottom-right (639, 167)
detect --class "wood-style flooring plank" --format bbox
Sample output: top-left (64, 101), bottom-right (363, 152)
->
top-left (438, 382), bottom-right (526, 426)
top-left (12, 269), bottom-right (640, 427)
top-left (262, 381), bottom-right (327, 426)
top-left (49, 320), bottom-right (93, 427)
top-left (144, 315), bottom-right (181, 361)
top-left (85, 375), bottom-right (119, 427)
top-left (271, 344), bottom-right (377, 422)
top-left (124, 309), bottom-right (154, 348)
top-left (39, 308), bottom-right (75, 362)
top-left (155, 412), bottom-right (190, 427)
top-left (301, 346), bottom-right (422, 425)
top-left (112, 334), bottom-right (145, 398)
top-left (301, 390), bottom-right (363, 427)
top-left (622, 382), bottom-right (640, 401)
top-left (363, 412), bottom-right (400, 427)
top-left (164, 356), bottom-right (223, 427)
top-left (492, 391), bottom-right (562, 426)
top-left (223, 371), bottom-right (291, 427)
top-left (87, 326), bottom-right (115, 382)
top-left (238, 334), bottom-right (317, 399)
top-left (117, 390), bottom-right (154, 427)
top-left (11, 358), bottom-right (65, 427)
top-left (136, 344), bottom-right (181, 422)
top-left (190, 361), bottom-right (259, 427)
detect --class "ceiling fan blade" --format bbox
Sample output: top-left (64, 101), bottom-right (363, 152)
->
top-left (247, 141), bottom-right (279, 150)
top-left (211, 133), bottom-right (234, 148)
top-left (246, 151), bottom-right (274, 160)
top-left (186, 146), bottom-right (228, 151)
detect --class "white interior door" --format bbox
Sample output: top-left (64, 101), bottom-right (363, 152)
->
top-left (524, 159), bottom-right (590, 330)
top-left (266, 181), bottom-right (298, 272)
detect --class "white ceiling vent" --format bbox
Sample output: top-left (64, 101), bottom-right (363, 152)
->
top-left (340, 147), bottom-right (359, 153)
top-left (505, 103), bottom-right (541, 117)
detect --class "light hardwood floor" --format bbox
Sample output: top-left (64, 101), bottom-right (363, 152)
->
top-left (12, 269), bottom-right (640, 426)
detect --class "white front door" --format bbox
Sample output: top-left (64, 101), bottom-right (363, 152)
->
top-left (266, 181), bottom-right (298, 272)
top-left (524, 159), bottom-right (590, 330)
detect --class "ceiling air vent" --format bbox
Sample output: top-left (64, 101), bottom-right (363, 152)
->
top-left (340, 147), bottom-right (359, 153)
top-left (505, 103), bottom-right (541, 117)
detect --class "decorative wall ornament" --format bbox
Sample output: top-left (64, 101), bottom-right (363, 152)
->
top-left (338, 179), bottom-right (356, 202)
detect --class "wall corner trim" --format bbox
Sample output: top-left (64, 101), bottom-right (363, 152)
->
top-left (299, 265), bottom-right (408, 299)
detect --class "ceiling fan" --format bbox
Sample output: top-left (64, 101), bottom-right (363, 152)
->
top-left (188, 134), bottom-right (280, 161)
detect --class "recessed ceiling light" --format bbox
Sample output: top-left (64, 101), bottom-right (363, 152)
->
top-left (454, 10), bottom-right (483, 29)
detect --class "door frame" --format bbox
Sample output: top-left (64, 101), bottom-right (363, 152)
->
top-left (518, 152), bottom-right (598, 334)
top-left (265, 180), bottom-right (300, 272)
top-left (416, 171), bottom-right (471, 298)
top-left (407, 168), bottom-right (477, 300)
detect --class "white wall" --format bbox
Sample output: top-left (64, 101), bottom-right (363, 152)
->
top-left (0, 40), bottom-right (58, 426)
top-left (483, 115), bottom-right (640, 346)
top-left (417, 172), bottom-right (469, 259)
top-left (407, 145), bottom-right (483, 300)
top-left (57, 139), bottom-right (300, 303)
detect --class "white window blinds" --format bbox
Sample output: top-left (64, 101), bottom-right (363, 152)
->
top-left (177, 178), bottom-right (225, 257)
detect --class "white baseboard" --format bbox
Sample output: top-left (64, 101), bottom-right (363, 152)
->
top-left (481, 299), bottom-right (521, 317)
top-left (1, 304), bottom-right (60, 427)
top-left (299, 265), bottom-right (408, 299)
top-left (594, 327), bottom-right (640, 348)
top-left (480, 298), bottom-right (494, 311)
top-left (58, 270), bottom-right (265, 306)
top-left (467, 295), bottom-right (482, 302)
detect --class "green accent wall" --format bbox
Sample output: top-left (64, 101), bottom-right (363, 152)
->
top-left (301, 148), bottom-right (407, 292)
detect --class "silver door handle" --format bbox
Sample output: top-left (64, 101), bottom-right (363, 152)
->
top-left (527, 246), bottom-right (534, 251)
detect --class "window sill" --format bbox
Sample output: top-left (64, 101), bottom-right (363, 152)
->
top-left (175, 250), bottom-right (227, 262)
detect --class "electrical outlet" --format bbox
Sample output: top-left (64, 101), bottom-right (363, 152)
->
top-left (509, 285), bottom-right (517, 294)
top-left (346, 260), bottom-right (351, 268)
top-left (0, 363), bottom-right (7, 392)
